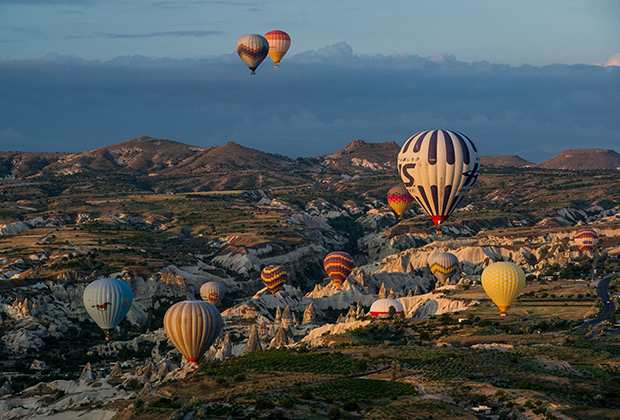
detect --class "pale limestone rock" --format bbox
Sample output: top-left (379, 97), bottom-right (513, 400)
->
top-left (79, 362), bottom-right (95, 381)
top-left (281, 306), bottom-right (293, 328)
top-left (336, 313), bottom-right (345, 324)
top-left (110, 361), bottom-right (122, 377)
top-left (407, 289), bottom-right (413, 297)
top-left (302, 303), bottom-right (316, 324)
top-left (345, 306), bottom-right (357, 323)
top-left (378, 283), bottom-right (387, 299)
top-left (30, 359), bottom-right (47, 371)
top-left (242, 325), bottom-right (262, 355)
top-left (139, 381), bottom-right (152, 396)
top-left (141, 362), bottom-right (157, 383)
top-left (156, 359), bottom-right (171, 381)
top-left (269, 327), bottom-right (291, 349)
top-left (387, 288), bottom-right (395, 299)
top-left (0, 381), bottom-right (13, 397)
top-left (274, 306), bottom-right (282, 323)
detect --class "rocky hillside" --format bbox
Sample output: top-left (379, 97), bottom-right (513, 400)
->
top-left (481, 155), bottom-right (533, 168)
top-left (536, 148), bottom-right (620, 170)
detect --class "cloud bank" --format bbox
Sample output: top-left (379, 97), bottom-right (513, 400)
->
top-left (0, 43), bottom-right (618, 162)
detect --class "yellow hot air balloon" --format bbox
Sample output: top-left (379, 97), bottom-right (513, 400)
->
top-left (164, 300), bottom-right (222, 364)
top-left (387, 185), bottom-right (415, 218)
top-left (481, 262), bottom-right (525, 316)
top-left (237, 34), bottom-right (269, 75)
top-left (428, 252), bottom-right (459, 286)
top-left (264, 30), bottom-right (291, 68)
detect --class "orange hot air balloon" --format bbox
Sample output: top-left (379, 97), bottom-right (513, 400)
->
top-left (261, 265), bottom-right (287, 294)
top-left (264, 30), bottom-right (291, 67)
top-left (387, 185), bottom-right (415, 218)
top-left (324, 251), bottom-right (355, 289)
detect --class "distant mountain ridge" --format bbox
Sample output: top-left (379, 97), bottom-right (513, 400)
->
top-left (1, 138), bottom-right (619, 187)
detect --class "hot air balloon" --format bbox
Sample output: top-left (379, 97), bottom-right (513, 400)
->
top-left (398, 129), bottom-right (480, 234)
top-left (369, 298), bottom-right (404, 318)
top-left (164, 300), bottom-right (222, 365)
top-left (261, 265), bottom-right (287, 294)
top-left (324, 251), bottom-right (355, 289)
top-left (387, 185), bottom-right (415, 218)
top-left (264, 30), bottom-right (291, 68)
top-left (83, 278), bottom-right (133, 340)
top-left (200, 282), bottom-right (226, 306)
top-left (481, 262), bottom-right (525, 316)
top-left (237, 34), bottom-right (269, 75)
top-left (428, 252), bottom-right (460, 286)
top-left (574, 228), bottom-right (598, 253)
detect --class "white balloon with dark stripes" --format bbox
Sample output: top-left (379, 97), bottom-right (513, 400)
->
top-left (164, 300), bottom-right (222, 365)
top-left (398, 129), bottom-right (480, 233)
top-left (200, 281), bottom-right (226, 306)
top-left (83, 278), bottom-right (133, 340)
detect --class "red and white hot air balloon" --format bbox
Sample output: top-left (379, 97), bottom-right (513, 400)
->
top-left (264, 30), bottom-right (291, 68)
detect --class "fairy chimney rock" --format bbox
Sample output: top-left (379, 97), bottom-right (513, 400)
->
top-left (79, 362), bottom-right (95, 381)
top-left (274, 306), bottom-right (282, 323)
top-left (269, 327), bottom-right (290, 349)
top-left (387, 288), bottom-right (395, 299)
top-left (110, 361), bottom-right (123, 377)
top-left (302, 303), bottom-right (316, 324)
top-left (378, 283), bottom-right (387, 299)
top-left (243, 325), bottom-right (262, 355)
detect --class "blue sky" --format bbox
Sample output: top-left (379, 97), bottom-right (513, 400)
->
top-left (0, 1), bottom-right (619, 162)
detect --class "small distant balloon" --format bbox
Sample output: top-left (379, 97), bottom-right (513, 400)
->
top-left (573, 228), bottom-right (598, 253)
top-left (200, 282), bottom-right (226, 306)
top-left (264, 30), bottom-right (291, 68)
top-left (387, 185), bottom-right (415, 218)
top-left (324, 251), bottom-right (355, 289)
top-left (481, 262), bottom-right (525, 316)
top-left (428, 252), bottom-right (460, 285)
top-left (237, 34), bottom-right (269, 75)
top-left (398, 129), bottom-right (480, 234)
top-left (261, 265), bottom-right (287, 294)
top-left (83, 278), bottom-right (133, 341)
top-left (164, 300), bottom-right (222, 365)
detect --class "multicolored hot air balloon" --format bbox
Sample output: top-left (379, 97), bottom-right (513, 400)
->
top-left (200, 282), bottom-right (226, 306)
top-left (574, 228), bottom-right (598, 253)
top-left (387, 185), bottom-right (415, 218)
top-left (261, 265), bottom-right (287, 294)
top-left (264, 30), bottom-right (291, 68)
top-left (398, 129), bottom-right (480, 234)
top-left (83, 278), bottom-right (133, 340)
top-left (481, 262), bottom-right (525, 316)
top-left (237, 34), bottom-right (269, 75)
top-left (324, 251), bottom-right (355, 289)
top-left (369, 298), bottom-right (404, 318)
top-left (164, 300), bottom-right (222, 365)
top-left (428, 252), bottom-right (460, 286)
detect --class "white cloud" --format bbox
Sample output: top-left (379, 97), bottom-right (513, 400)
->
top-left (594, 53), bottom-right (620, 67)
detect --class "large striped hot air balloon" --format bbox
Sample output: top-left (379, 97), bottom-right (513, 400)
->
top-left (83, 278), bottom-right (133, 340)
top-left (481, 262), bottom-right (525, 316)
top-left (574, 228), bottom-right (598, 253)
top-left (324, 251), bottom-right (355, 289)
top-left (264, 30), bottom-right (291, 68)
top-left (200, 282), bottom-right (226, 306)
top-left (261, 265), bottom-right (287, 294)
top-left (237, 34), bottom-right (269, 75)
top-left (428, 252), bottom-right (460, 285)
top-left (398, 129), bottom-right (480, 234)
top-left (164, 300), bottom-right (222, 364)
top-left (387, 185), bottom-right (415, 218)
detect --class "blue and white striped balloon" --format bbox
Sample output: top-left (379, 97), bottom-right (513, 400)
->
top-left (398, 129), bottom-right (480, 233)
top-left (83, 278), bottom-right (133, 340)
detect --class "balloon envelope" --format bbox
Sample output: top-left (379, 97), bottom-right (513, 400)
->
top-left (398, 129), bottom-right (480, 233)
top-left (428, 252), bottom-right (459, 285)
top-left (387, 185), bottom-right (415, 217)
top-left (261, 265), bottom-right (287, 294)
top-left (369, 298), bottom-right (404, 318)
top-left (264, 30), bottom-right (291, 67)
top-left (200, 282), bottom-right (226, 306)
top-left (324, 251), bottom-right (354, 289)
top-left (237, 34), bottom-right (269, 74)
top-left (164, 300), bottom-right (222, 364)
top-left (481, 262), bottom-right (525, 316)
top-left (574, 228), bottom-right (598, 253)
top-left (83, 278), bottom-right (133, 340)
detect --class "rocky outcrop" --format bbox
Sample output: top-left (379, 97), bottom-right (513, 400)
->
top-left (242, 325), bottom-right (262, 355)
top-left (79, 362), bottom-right (95, 381)
top-left (0, 221), bottom-right (29, 235)
top-left (269, 326), bottom-right (293, 349)
top-left (110, 362), bottom-right (122, 377)
top-left (302, 303), bottom-right (316, 324)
